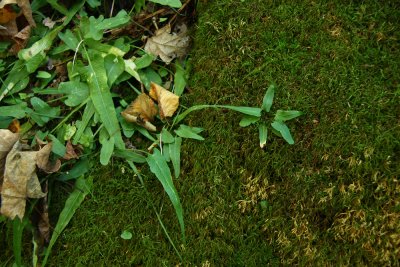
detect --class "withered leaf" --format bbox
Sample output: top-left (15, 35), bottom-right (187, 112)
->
top-left (0, 129), bottom-right (19, 183)
top-left (1, 141), bottom-right (59, 219)
top-left (63, 141), bottom-right (79, 160)
top-left (149, 82), bottom-right (179, 119)
top-left (144, 24), bottom-right (190, 64)
top-left (121, 93), bottom-right (158, 132)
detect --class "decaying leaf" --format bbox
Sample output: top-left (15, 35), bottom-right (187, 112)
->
top-left (121, 93), bottom-right (158, 131)
top-left (144, 24), bottom-right (190, 64)
top-left (0, 129), bottom-right (19, 185)
top-left (1, 141), bottom-right (60, 219)
top-left (149, 82), bottom-right (179, 119)
top-left (7, 119), bottom-right (20, 133)
top-left (63, 141), bottom-right (79, 160)
top-left (43, 17), bottom-right (56, 29)
top-left (0, 0), bottom-right (35, 53)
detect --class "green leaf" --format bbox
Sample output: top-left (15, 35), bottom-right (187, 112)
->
top-left (104, 54), bottom-right (125, 87)
top-left (42, 176), bottom-right (92, 267)
top-left (139, 67), bottom-right (162, 90)
top-left (0, 61), bottom-right (29, 102)
top-left (120, 230), bottom-right (132, 240)
top-left (58, 29), bottom-right (79, 51)
top-left (85, 52), bottom-right (124, 149)
top-left (163, 143), bottom-right (171, 162)
top-left (0, 102), bottom-right (28, 119)
top-left (113, 148), bottom-right (147, 163)
top-left (274, 110), bottom-right (303, 122)
top-left (239, 115), bottom-right (260, 127)
top-left (146, 149), bottom-right (185, 241)
top-left (259, 124), bottom-right (268, 148)
top-left (261, 84), bottom-right (275, 112)
top-left (148, 0), bottom-right (182, 8)
top-left (73, 101), bottom-right (95, 145)
top-left (57, 157), bottom-right (90, 181)
top-left (80, 10), bottom-right (130, 41)
top-left (59, 81), bottom-right (90, 107)
top-left (158, 128), bottom-right (174, 144)
top-left (49, 134), bottom-right (66, 157)
top-left (135, 53), bottom-right (155, 69)
top-left (175, 124), bottom-right (205, 140)
top-left (124, 58), bottom-right (141, 82)
top-left (100, 137), bottom-right (115, 165)
top-left (271, 121), bottom-right (294, 144)
top-left (87, 0), bottom-right (101, 8)
top-left (85, 39), bottom-right (126, 57)
top-left (174, 104), bottom-right (262, 125)
top-left (169, 137), bottom-right (182, 178)
top-left (174, 63), bottom-right (186, 96)
top-left (37, 71), bottom-right (52, 79)
top-left (13, 218), bottom-right (28, 267)
top-left (30, 97), bottom-right (61, 126)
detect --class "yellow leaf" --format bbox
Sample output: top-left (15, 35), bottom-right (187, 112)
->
top-left (121, 93), bottom-right (158, 131)
top-left (149, 82), bottom-right (179, 119)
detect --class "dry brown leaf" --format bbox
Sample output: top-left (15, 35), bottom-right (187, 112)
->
top-left (36, 142), bottom-right (61, 173)
top-left (121, 93), bottom-right (158, 132)
top-left (0, 0), bottom-right (35, 52)
top-left (149, 82), bottom-right (179, 119)
top-left (63, 141), bottom-right (79, 160)
top-left (7, 119), bottom-right (20, 133)
top-left (1, 141), bottom-right (47, 219)
top-left (0, 129), bottom-right (19, 186)
top-left (144, 24), bottom-right (190, 64)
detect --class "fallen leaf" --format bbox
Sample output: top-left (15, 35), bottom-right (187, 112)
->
top-left (0, 4), bottom-right (18, 24)
top-left (10, 24), bottom-right (31, 53)
top-left (7, 119), bottom-right (20, 133)
top-left (144, 24), bottom-right (190, 64)
top-left (121, 93), bottom-right (158, 132)
top-left (63, 141), bottom-right (79, 160)
top-left (1, 142), bottom-right (45, 219)
top-left (0, 129), bottom-right (19, 188)
top-left (36, 142), bottom-right (61, 173)
top-left (149, 82), bottom-right (179, 119)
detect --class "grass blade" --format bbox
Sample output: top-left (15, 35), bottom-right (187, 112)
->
top-left (146, 149), bottom-right (185, 242)
top-left (42, 176), bottom-right (92, 266)
top-left (175, 124), bottom-right (204, 140)
top-left (12, 218), bottom-right (27, 266)
top-left (239, 115), bottom-right (260, 127)
top-left (271, 121), bottom-right (294, 144)
top-left (100, 136), bottom-right (115, 165)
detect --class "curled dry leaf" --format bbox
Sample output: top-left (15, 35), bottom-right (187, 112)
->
top-left (121, 93), bottom-right (158, 132)
top-left (144, 24), bottom-right (190, 64)
top-left (63, 141), bottom-right (79, 160)
top-left (149, 82), bottom-right (179, 119)
top-left (0, 0), bottom-right (35, 52)
top-left (1, 141), bottom-right (60, 219)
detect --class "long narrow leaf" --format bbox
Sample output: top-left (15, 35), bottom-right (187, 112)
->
top-left (261, 84), bottom-right (275, 112)
top-left (113, 148), bottom-right (147, 163)
top-left (169, 137), bottom-right (182, 178)
top-left (259, 124), bottom-right (268, 148)
top-left (13, 218), bottom-right (27, 266)
top-left (271, 121), bottom-right (294, 144)
top-left (42, 176), bottom-right (92, 266)
top-left (73, 101), bottom-right (95, 145)
top-left (100, 136), bottom-right (115, 165)
top-left (85, 52), bottom-right (124, 149)
top-left (146, 149), bottom-right (185, 241)
top-left (175, 125), bottom-right (204, 140)
top-left (274, 110), bottom-right (303, 121)
top-left (174, 104), bottom-right (262, 125)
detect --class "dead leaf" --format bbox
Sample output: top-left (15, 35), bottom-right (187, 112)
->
top-left (38, 181), bottom-right (50, 243)
top-left (121, 93), bottom-right (158, 132)
top-left (0, 0), bottom-right (35, 53)
top-left (0, 129), bottom-right (19, 187)
top-left (7, 119), bottom-right (20, 133)
top-left (42, 17), bottom-right (55, 29)
top-left (144, 24), bottom-right (190, 64)
top-left (1, 141), bottom-right (46, 219)
top-left (149, 82), bottom-right (179, 119)
top-left (63, 141), bottom-right (79, 160)
top-left (36, 142), bottom-right (61, 173)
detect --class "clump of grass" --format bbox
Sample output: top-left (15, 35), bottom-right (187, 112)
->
top-left (3, 0), bottom-right (398, 265)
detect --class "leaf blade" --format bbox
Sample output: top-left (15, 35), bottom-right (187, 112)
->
top-left (271, 121), bottom-right (294, 144)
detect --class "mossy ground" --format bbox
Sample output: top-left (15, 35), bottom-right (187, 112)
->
top-left (1, 0), bottom-right (400, 265)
